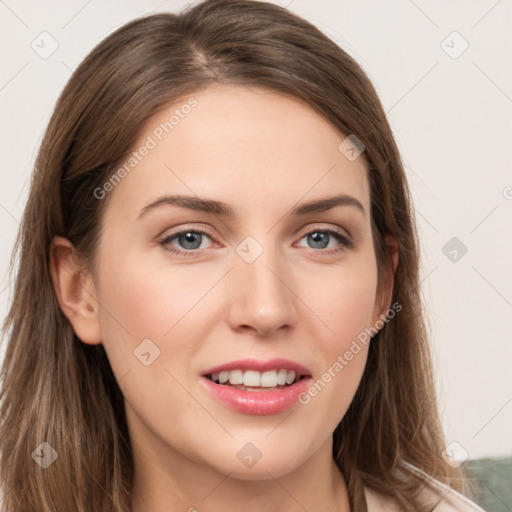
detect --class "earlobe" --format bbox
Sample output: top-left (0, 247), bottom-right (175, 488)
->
top-left (49, 236), bottom-right (102, 345)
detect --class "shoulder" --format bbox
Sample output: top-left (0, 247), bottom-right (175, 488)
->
top-left (364, 464), bottom-right (486, 512)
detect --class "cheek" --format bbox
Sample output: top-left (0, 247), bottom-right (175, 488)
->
top-left (93, 244), bottom-right (228, 407)
top-left (95, 244), bottom-right (216, 343)
top-left (295, 254), bottom-right (378, 416)
top-left (93, 246), bottom-right (181, 378)
top-left (302, 251), bottom-right (379, 348)
top-left (93, 251), bottom-right (215, 446)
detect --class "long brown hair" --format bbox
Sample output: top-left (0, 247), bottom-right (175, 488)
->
top-left (0, 1), bottom-right (465, 510)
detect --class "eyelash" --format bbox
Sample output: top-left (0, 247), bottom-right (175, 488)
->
top-left (157, 225), bottom-right (354, 257)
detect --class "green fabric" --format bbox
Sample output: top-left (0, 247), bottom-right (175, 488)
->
top-left (462, 457), bottom-right (512, 511)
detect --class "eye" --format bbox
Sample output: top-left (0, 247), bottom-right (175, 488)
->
top-left (157, 224), bottom-right (353, 257)
top-left (296, 226), bottom-right (353, 254)
top-left (158, 228), bottom-right (215, 256)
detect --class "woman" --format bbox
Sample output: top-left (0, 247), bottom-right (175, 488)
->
top-left (0, 0), bottom-right (485, 510)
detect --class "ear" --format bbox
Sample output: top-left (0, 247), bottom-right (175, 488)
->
top-left (49, 236), bottom-right (102, 345)
top-left (372, 235), bottom-right (399, 324)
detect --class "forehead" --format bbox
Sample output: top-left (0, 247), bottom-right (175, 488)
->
top-left (104, 84), bottom-right (370, 222)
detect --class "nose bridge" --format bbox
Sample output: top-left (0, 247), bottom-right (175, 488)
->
top-left (228, 235), bottom-right (297, 335)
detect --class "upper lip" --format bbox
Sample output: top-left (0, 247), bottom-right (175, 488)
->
top-left (201, 358), bottom-right (312, 377)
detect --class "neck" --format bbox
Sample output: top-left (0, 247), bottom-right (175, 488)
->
top-left (129, 420), bottom-right (350, 512)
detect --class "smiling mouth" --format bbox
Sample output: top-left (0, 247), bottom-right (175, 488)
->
top-left (204, 370), bottom-right (309, 391)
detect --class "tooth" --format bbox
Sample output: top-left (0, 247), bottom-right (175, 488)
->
top-left (276, 369), bottom-right (287, 385)
top-left (260, 370), bottom-right (278, 387)
top-left (243, 370), bottom-right (261, 387)
top-left (215, 368), bottom-right (300, 387)
top-left (228, 370), bottom-right (244, 385)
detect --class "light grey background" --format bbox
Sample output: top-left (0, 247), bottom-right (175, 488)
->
top-left (1, 0), bottom-right (511, 461)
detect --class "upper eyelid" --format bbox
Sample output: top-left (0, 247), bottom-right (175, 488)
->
top-left (297, 222), bottom-right (351, 237)
top-left (160, 223), bottom-right (352, 246)
top-left (162, 225), bottom-right (216, 240)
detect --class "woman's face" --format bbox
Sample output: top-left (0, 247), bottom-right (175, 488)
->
top-left (87, 85), bottom-right (388, 480)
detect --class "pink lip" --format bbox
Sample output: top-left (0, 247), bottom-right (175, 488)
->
top-left (201, 358), bottom-right (311, 377)
top-left (199, 375), bottom-right (312, 415)
top-left (200, 358), bottom-right (312, 416)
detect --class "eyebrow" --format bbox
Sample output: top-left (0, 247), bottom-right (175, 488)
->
top-left (137, 193), bottom-right (365, 220)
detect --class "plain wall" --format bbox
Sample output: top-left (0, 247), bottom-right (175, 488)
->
top-left (1, 0), bottom-right (511, 461)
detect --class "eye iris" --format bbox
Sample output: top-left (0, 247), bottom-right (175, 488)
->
top-left (179, 232), bottom-right (202, 250)
top-left (171, 230), bottom-right (339, 252)
top-left (308, 231), bottom-right (329, 249)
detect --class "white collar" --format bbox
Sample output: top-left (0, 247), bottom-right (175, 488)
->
top-left (364, 463), bottom-right (485, 511)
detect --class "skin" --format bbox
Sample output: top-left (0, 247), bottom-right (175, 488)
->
top-left (50, 85), bottom-right (398, 511)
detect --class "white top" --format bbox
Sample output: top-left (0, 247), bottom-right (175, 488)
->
top-left (365, 465), bottom-right (486, 511)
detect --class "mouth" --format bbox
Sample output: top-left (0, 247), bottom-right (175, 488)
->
top-left (199, 363), bottom-right (313, 415)
top-left (203, 369), bottom-right (309, 391)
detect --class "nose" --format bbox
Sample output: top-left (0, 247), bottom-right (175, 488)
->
top-left (226, 245), bottom-right (298, 338)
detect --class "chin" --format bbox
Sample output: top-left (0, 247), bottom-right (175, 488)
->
top-left (210, 451), bottom-right (307, 481)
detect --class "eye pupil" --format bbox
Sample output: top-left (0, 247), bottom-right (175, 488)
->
top-left (179, 232), bottom-right (202, 250)
top-left (308, 231), bottom-right (329, 249)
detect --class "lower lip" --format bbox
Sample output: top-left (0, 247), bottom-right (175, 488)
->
top-left (200, 376), bottom-right (312, 415)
